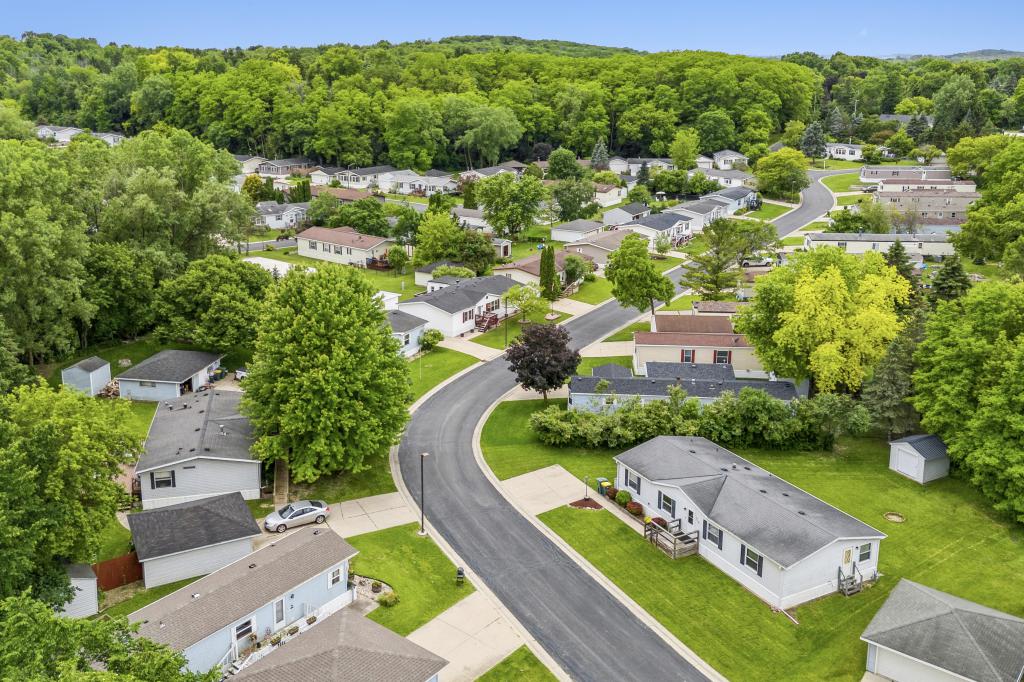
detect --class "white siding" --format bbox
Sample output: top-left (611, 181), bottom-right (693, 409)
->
top-left (551, 227), bottom-right (601, 242)
top-left (140, 458), bottom-right (261, 510)
top-left (119, 379), bottom-right (182, 401)
top-left (297, 238), bottom-right (392, 266)
top-left (870, 644), bottom-right (966, 682)
top-left (142, 538), bottom-right (255, 588)
top-left (61, 365), bottom-right (111, 396)
top-left (60, 577), bottom-right (99, 618)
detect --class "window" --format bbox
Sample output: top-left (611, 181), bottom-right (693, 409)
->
top-left (334, 245), bottom-right (343, 254)
top-left (743, 546), bottom-right (761, 571)
top-left (682, 349), bottom-right (695, 363)
top-left (346, 247), bottom-right (353, 255)
top-left (322, 243), bottom-right (330, 252)
top-left (486, 299), bottom-right (500, 312)
top-left (837, 241), bottom-right (847, 249)
top-left (234, 620), bottom-right (253, 640)
top-left (138, 381), bottom-right (156, 388)
top-left (687, 509), bottom-right (694, 524)
top-left (624, 469), bottom-right (641, 494)
top-left (714, 350), bottom-right (730, 364)
top-left (402, 333), bottom-right (410, 346)
top-left (462, 310), bottom-right (473, 323)
top-left (706, 523), bottom-right (722, 546)
top-left (859, 543), bottom-right (872, 562)
top-left (658, 492), bottom-right (676, 517)
top-left (151, 471), bottom-right (175, 489)
top-left (329, 567), bottom-right (342, 587)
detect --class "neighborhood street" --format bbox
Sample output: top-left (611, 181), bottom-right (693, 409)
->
top-left (395, 269), bottom-right (712, 682)
top-left (771, 169), bottom-right (853, 235)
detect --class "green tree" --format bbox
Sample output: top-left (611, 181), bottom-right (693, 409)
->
top-left (241, 174), bottom-right (267, 203)
top-left (539, 245), bottom-right (559, 301)
top-left (861, 312), bottom-right (924, 438)
top-left (678, 219), bottom-right (774, 300)
top-left (243, 266), bottom-right (411, 482)
top-left (289, 178), bottom-right (312, 202)
top-left (929, 253), bottom-right (971, 304)
top-left (591, 139), bottom-right (610, 170)
top-left (780, 120), bottom-right (806, 149)
top-left (83, 243), bottom-right (175, 343)
top-left (563, 254), bottom-right (590, 286)
top-left (654, 232), bottom-right (671, 256)
top-left (476, 173), bottom-right (545, 239)
top-left (551, 178), bottom-right (596, 221)
top-left (0, 385), bottom-right (140, 605)
top-left (414, 212), bottom-right (464, 265)
top-left (626, 184), bottom-right (652, 205)
top-left (800, 121), bottom-right (827, 160)
top-left (456, 104), bottom-right (523, 168)
top-left (885, 129), bottom-right (915, 158)
top-left (330, 198), bottom-right (389, 236)
top-left (431, 264), bottom-right (476, 279)
top-left (695, 109), bottom-right (736, 153)
top-left (504, 283), bottom-right (546, 322)
top-left (735, 247), bottom-right (910, 391)
top-left (388, 245), bottom-right (409, 274)
top-left (384, 97), bottom-right (445, 171)
top-left (0, 320), bottom-right (31, 395)
top-left (668, 127), bottom-right (700, 170)
top-left (606, 233), bottom-right (675, 316)
top-left (754, 147), bottom-right (810, 200)
top-left (505, 323), bottom-right (580, 400)
top-left (0, 101), bottom-right (33, 140)
top-left (546, 147), bottom-right (582, 180)
top-left (461, 178), bottom-right (478, 209)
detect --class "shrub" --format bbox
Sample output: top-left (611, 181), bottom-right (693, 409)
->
top-left (287, 626), bottom-right (299, 636)
top-left (651, 516), bottom-right (668, 528)
top-left (605, 486), bottom-right (619, 499)
top-left (615, 490), bottom-right (632, 506)
top-left (583, 272), bottom-right (596, 282)
top-left (377, 591), bottom-right (400, 607)
top-left (420, 328), bottom-right (444, 352)
top-left (270, 634), bottom-right (282, 646)
top-left (263, 244), bottom-right (275, 251)
top-left (371, 580), bottom-right (382, 593)
top-left (306, 615), bottom-right (317, 625)
top-left (626, 501), bottom-right (644, 516)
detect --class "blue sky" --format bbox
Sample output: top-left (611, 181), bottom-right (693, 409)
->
top-left (3, 1), bottom-right (1022, 56)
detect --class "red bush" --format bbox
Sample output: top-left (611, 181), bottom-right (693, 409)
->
top-left (626, 501), bottom-right (644, 516)
top-left (605, 486), bottom-right (619, 499)
top-left (651, 516), bottom-right (668, 528)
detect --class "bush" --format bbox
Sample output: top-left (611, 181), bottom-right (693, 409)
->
top-left (605, 486), bottom-right (619, 499)
top-left (583, 272), bottom-right (596, 282)
top-left (263, 244), bottom-right (275, 252)
top-left (615, 490), bottom-right (632, 506)
top-left (625, 501), bottom-right (644, 516)
top-left (306, 615), bottom-right (317, 625)
top-left (377, 591), bottom-right (400, 607)
top-left (420, 328), bottom-right (444, 352)
top-left (651, 516), bottom-right (668, 528)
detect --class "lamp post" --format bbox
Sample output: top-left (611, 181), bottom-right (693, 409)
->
top-left (418, 452), bottom-right (429, 536)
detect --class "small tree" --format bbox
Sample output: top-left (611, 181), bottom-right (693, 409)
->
top-left (461, 178), bottom-right (478, 209)
top-left (929, 253), bottom-right (971, 304)
top-left (626, 184), bottom-right (652, 205)
top-left (605, 233), bottom-right (675, 316)
top-left (669, 127), bottom-right (700, 170)
top-left (862, 313), bottom-right (924, 438)
top-left (563, 254), bottom-right (590, 287)
top-left (505, 323), bottom-right (581, 399)
top-left (431, 265), bottom-right (476, 279)
top-left (754, 148), bottom-right (810, 200)
top-left (654, 232), bottom-right (672, 256)
top-left (388, 245), bottom-right (409, 274)
top-left (547, 147), bottom-right (582, 179)
top-left (420, 328), bottom-right (443, 351)
top-left (591, 139), bottom-right (610, 171)
top-left (505, 283), bottom-right (545, 321)
top-left (800, 121), bottom-right (827, 160)
top-left (289, 179), bottom-right (312, 202)
top-left (539, 245), bottom-right (560, 301)
top-left (637, 161), bottom-right (651, 185)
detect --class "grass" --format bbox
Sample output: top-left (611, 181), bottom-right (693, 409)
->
top-left (963, 259), bottom-right (1009, 281)
top-left (290, 453), bottom-right (397, 504)
top-left (472, 310), bottom-right (571, 350)
top-left (383, 193), bottom-right (430, 204)
top-left (742, 203), bottom-right (791, 221)
top-left (246, 228), bottom-right (288, 242)
top-left (652, 255), bottom-right (683, 273)
top-left (348, 523), bottom-right (474, 635)
top-left (676, 236), bottom-right (707, 257)
top-left (805, 158), bottom-right (919, 170)
top-left (569, 276), bottom-right (614, 304)
top-left (258, 249), bottom-right (425, 300)
top-left (602, 320), bottom-right (648, 343)
top-left (821, 173), bottom-right (865, 193)
top-left (100, 577), bottom-right (200, 619)
top-left (246, 498), bottom-right (277, 518)
top-left (539, 437), bottom-right (1024, 681)
top-left (799, 221), bottom-right (831, 232)
top-left (478, 646), bottom-right (557, 682)
top-left (123, 400), bottom-right (157, 441)
top-left (576, 356), bottom-right (632, 376)
top-left (96, 517), bottom-right (133, 562)
top-left (480, 399), bottom-right (616, 482)
top-left (509, 240), bottom-right (548, 261)
top-left (836, 193), bottom-right (871, 206)
top-left (409, 347), bottom-right (478, 401)
top-left (781, 236), bottom-right (805, 247)
top-left (659, 294), bottom-right (699, 312)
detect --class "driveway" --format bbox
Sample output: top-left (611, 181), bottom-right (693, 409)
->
top-left (771, 169), bottom-right (855, 236)
top-left (396, 266), bottom-right (713, 682)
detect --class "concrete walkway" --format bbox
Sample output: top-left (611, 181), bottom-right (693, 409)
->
top-left (408, 591), bottom-right (524, 681)
top-left (502, 465), bottom-right (600, 515)
top-left (502, 385), bottom-right (569, 401)
top-left (551, 298), bottom-right (595, 315)
top-left (438, 337), bottom-right (504, 361)
top-left (579, 340), bottom-right (634, 357)
top-left (328, 492), bottom-right (417, 538)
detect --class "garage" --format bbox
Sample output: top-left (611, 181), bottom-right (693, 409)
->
top-left (888, 435), bottom-right (949, 485)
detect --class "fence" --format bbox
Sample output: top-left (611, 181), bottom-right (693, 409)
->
top-left (93, 552), bottom-right (143, 591)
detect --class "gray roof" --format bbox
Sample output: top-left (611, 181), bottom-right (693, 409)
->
top-left (400, 276), bottom-right (515, 314)
top-left (452, 206), bottom-right (486, 220)
top-left (131, 527), bottom-right (358, 651)
top-left (255, 201), bottom-right (308, 216)
top-left (233, 607), bottom-right (446, 682)
top-left (646, 362), bottom-right (735, 382)
top-left (554, 219), bottom-right (603, 233)
top-left (424, 168), bottom-right (452, 177)
top-left (127, 492), bottom-right (260, 562)
top-left (66, 563), bottom-right (96, 580)
top-left (263, 157), bottom-right (312, 167)
top-left (702, 168), bottom-right (753, 180)
top-left (861, 579), bottom-right (1024, 682)
top-left (387, 310), bottom-right (428, 334)
top-left (626, 157), bottom-right (672, 165)
top-left (890, 434), bottom-right (948, 461)
top-left (624, 213), bottom-right (690, 232)
top-left (312, 165), bottom-right (343, 175)
top-left (591, 363), bottom-right (634, 378)
top-left (614, 437), bottom-right (884, 567)
top-left (712, 149), bottom-right (746, 160)
top-left (670, 199), bottom-right (726, 216)
top-left (348, 165), bottom-right (396, 176)
top-left (710, 186), bottom-right (756, 201)
top-left (810, 232), bottom-right (949, 243)
top-left (615, 202), bottom-right (650, 217)
top-left (880, 113), bottom-right (935, 126)
top-left (136, 390), bottom-right (255, 473)
top-left (66, 355), bottom-right (109, 373)
top-left (118, 350), bottom-right (222, 384)
top-left (571, 375), bottom-right (797, 402)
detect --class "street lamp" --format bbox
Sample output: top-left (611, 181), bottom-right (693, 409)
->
top-left (418, 452), bottom-right (430, 536)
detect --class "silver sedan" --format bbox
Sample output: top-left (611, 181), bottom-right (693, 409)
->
top-left (263, 500), bottom-right (330, 533)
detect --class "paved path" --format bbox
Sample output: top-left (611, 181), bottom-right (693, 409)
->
top-left (396, 267), bottom-right (715, 682)
top-left (579, 340), bottom-right (635, 357)
top-left (551, 298), bottom-right (595, 316)
top-left (771, 169), bottom-right (855, 236)
top-left (437, 337), bottom-right (504, 361)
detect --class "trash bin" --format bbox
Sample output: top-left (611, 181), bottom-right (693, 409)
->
top-left (596, 478), bottom-right (610, 497)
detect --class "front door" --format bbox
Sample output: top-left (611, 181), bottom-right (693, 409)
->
top-left (273, 598), bottom-right (286, 628)
top-left (841, 547), bottom-right (854, 575)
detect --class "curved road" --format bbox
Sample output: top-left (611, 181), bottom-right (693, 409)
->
top-left (772, 169), bottom-right (856, 236)
top-left (397, 269), bottom-right (712, 682)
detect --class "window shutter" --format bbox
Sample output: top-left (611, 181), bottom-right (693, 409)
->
top-left (657, 491), bottom-right (662, 509)
top-left (740, 544), bottom-right (746, 564)
top-left (728, 350), bottom-right (733, 364)
top-left (757, 555), bottom-right (764, 577)
top-left (717, 529), bottom-right (723, 550)
top-left (149, 472), bottom-right (155, 489)
top-left (636, 477), bottom-right (641, 495)
top-left (170, 470), bottom-right (176, 488)
top-left (702, 520), bottom-right (707, 540)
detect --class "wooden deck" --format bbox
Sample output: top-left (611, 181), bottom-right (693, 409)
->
top-left (644, 520), bottom-right (699, 559)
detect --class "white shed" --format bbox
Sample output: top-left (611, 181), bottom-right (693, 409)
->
top-left (889, 434), bottom-right (949, 484)
top-left (61, 356), bottom-right (111, 396)
top-left (59, 564), bottom-right (98, 618)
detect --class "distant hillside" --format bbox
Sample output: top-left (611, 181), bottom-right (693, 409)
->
top-left (432, 35), bottom-right (640, 58)
top-left (891, 49), bottom-right (1024, 61)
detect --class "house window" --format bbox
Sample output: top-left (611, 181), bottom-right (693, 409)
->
top-left (346, 247), bottom-right (353, 255)
top-left (234, 620), bottom-right (253, 640)
top-left (329, 567), bottom-right (342, 587)
top-left (682, 349), bottom-right (695, 363)
top-left (713, 350), bottom-right (730, 364)
top-left (624, 469), bottom-right (641, 494)
top-left (743, 546), bottom-right (761, 571)
top-left (658, 492), bottom-right (676, 517)
top-left (322, 243), bottom-right (330, 252)
top-left (859, 543), bottom-right (872, 562)
top-left (138, 381), bottom-right (157, 388)
top-left (486, 299), bottom-right (500, 312)
top-left (838, 242), bottom-right (846, 249)
top-left (402, 333), bottom-right (410, 346)
top-left (334, 245), bottom-right (343, 254)
top-left (462, 310), bottom-right (473, 323)
top-left (151, 471), bottom-right (175, 489)
top-left (706, 523), bottom-right (722, 546)
top-left (307, 240), bottom-right (317, 250)
top-left (687, 509), bottom-right (694, 524)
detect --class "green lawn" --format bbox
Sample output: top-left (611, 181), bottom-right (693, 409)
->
top-left (821, 173), bottom-right (864, 193)
top-left (96, 517), bottom-right (133, 562)
top-left (472, 310), bottom-right (571, 350)
top-left (742, 202), bottom-right (791, 221)
top-left (409, 347), bottom-right (478, 400)
top-left (963, 259), bottom-right (1009, 281)
top-left (383, 193), bottom-right (431, 204)
top-left (123, 400), bottom-right (156, 441)
top-left (799, 221), bottom-right (832, 232)
top-left (576, 356), bottom-right (632, 376)
top-left (781, 236), bottom-right (805, 247)
top-left (602, 320), bottom-right (648, 342)
top-left (836, 193), bottom-right (871, 206)
top-left (100, 577), bottom-right (200, 619)
top-left (539, 437), bottom-right (1024, 681)
top-left (676, 236), bottom-right (707, 257)
top-left (478, 646), bottom-right (557, 682)
top-left (247, 228), bottom-right (288, 242)
top-left (659, 294), bottom-right (699, 312)
top-left (290, 454), bottom-right (396, 504)
top-left (258, 249), bottom-right (425, 300)
top-left (348, 523), bottom-right (474, 635)
top-left (806, 158), bottom-right (918, 170)
top-left (569, 276), bottom-right (614, 304)
top-left (509, 240), bottom-right (548, 261)
top-left (480, 399), bottom-right (616, 482)
top-left (652, 256), bottom-right (683, 273)
top-left (246, 498), bottom-right (277, 518)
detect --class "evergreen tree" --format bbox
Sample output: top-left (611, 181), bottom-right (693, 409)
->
top-left (289, 178), bottom-right (311, 202)
top-left (800, 121), bottom-right (827, 159)
top-left (637, 161), bottom-right (650, 185)
top-left (539, 245), bottom-right (559, 301)
top-left (861, 312), bottom-right (924, 438)
top-left (827, 107), bottom-right (847, 137)
top-left (929, 253), bottom-right (972, 304)
top-left (461, 179), bottom-right (477, 209)
top-left (884, 239), bottom-right (919, 293)
top-left (591, 139), bottom-right (610, 170)
top-left (906, 116), bottom-right (929, 142)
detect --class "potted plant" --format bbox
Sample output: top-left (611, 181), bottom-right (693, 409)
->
top-left (286, 625), bottom-right (299, 636)
top-left (270, 634), bottom-right (282, 646)
top-left (306, 615), bottom-right (317, 625)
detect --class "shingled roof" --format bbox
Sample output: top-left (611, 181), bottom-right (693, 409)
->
top-left (118, 350), bottom-right (222, 384)
top-left (127, 493), bottom-right (260, 562)
top-left (890, 434), bottom-right (948, 461)
top-left (399, 276), bottom-right (514, 314)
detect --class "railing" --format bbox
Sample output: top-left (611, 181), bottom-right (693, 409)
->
top-left (644, 522), bottom-right (699, 559)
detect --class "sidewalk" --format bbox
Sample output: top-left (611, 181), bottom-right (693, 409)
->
top-left (438, 337), bottom-right (504, 361)
top-left (551, 298), bottom-right (595, 316)
top-left (580, 340), bottom-right (634, 357)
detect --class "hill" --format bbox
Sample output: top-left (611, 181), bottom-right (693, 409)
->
top-left (433, 35), bottom-right (639, 58)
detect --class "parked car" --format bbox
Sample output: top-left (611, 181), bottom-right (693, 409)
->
top-left (741, 255), bottom-right (775, 268)
top-left (263, 500), bottom-right (330, 533)
top-left (235, 367), bottom-right (248, 380)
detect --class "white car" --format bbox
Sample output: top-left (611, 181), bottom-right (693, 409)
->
top-left (235, 367), bottom-right (248, 380)
top-left (741, 256), bottom-right (775, 268)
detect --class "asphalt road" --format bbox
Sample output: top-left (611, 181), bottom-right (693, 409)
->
top-left (397, 270), bottom-right (709, 682)
top-left (771, 169), bottom-right (856, 236)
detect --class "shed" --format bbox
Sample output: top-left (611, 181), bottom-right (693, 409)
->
top-left (61, 356), bottom-right (111, 396)
top-left (117, 350), bottom-right (222, 401)
top-left (59, 564), bottom-right (98, 618)
top-left (889, 435), bottom-right (949, 484)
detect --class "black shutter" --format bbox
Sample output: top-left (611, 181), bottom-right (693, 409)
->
top-left (757, 554), bottom-right (764, 577)
top-left (170, 470), bottom-right (176, 488)
top-left (717, 528), bottom-right (723, 550)
top-left (657, 491), bottom-right (662, 509)
top-left (636, 477), bottom-right (641, 495)
top-left (740, 544), bottom-right (746, 564)
top-left (149, 472), bottom-right (155, 489)
top-left (702, 520), bottom-right (707, 539)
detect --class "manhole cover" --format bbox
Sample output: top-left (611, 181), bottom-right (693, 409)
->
top-left (884, 512), bottom-right (905, 523)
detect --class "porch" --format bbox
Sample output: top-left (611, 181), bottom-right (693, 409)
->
top-left (644, 520), bottom-right (699, 560)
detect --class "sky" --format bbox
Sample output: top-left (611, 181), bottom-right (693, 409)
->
top-left (3, 1), bottom-right (1023, 57)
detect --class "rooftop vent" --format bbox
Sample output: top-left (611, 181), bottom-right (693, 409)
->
top-left (313, 529), bottom-right (321, 535)
top-left (782, 492), bottom-right (789, 497)
top-left (798, 511), bottom-right (806, 515)
top-left (189, 448), bottom-right (195, 452)
top-left (743, 466), bottom-right (751, 470)
top-left (159, 621), bottom-right (166, 629)
top-left (720, 467), bottom-right (728, 472)
top-left (248, 563), bottom-right (257, 569)
top-left (219, 425), bottom-right (226, 436)
top-left (191, 593), bottom-right (200, 600)
top-left (759, 489), bottom-right (767, 494)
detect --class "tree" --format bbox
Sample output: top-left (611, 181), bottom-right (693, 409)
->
top-left (929, 253), bottom-right (971, 304)
top-left (476, 173), bottom-right (545, 239)
top-left (606, 234), bottom-right (675, 316)
top-left (668, 128), bottom-right (700, 170)
top-left (384, 203), bottom-right (422, 243)
top-left (505, 323), bottom-right (580, 400)
top-left (546, 147), bottom-right (582, 180)
top-left (695, 109), bottom-right (736, 153)
top-left (243, 266), bottom-right (411, 482)
top-left (431, 264), bottom-right (476, 279)
top-left (686, 171), bottom-right (721, 196)
top-left (780, 120), bottom-right (806, 149)
top-left (734, 247), bottom-right (911, 391)
top-left (388, 245), bottom-right (409, 274)
top-left (0, 101), bottom-right (33, 140)
top-left (906, 116), bottom-right (930, 143)
top-left (654, 232), bottom-right (671, 256)
top-left (636, 161), bottom-right (650, 185)
top-left (678, 219), bottom-right (774, 300)
top-left (591, 139), bottom-right (610, 170)
top-left (912, 144), bottom-right (941, 164)
top-left (800, 121), bottom-right (826, 160)
top-left (539, 245), bottom-right (559, 301)
top-left (551, 178), bottom-right (596, 221)
top-left (83, 243), bottom-right (175, 344)
top-left (884, 239), bottom-right (917, 284)
top-left (154, 255), bottom-right (273, 351)
top-left (330, 198), bottom-right (389, 236)
top-left (413, 211), bottom-right (464, 265)
top-left (626, 184), bottom-right (652, 204)
top-left (505, 283), bottom-right (546, 322)
top-left (680, 247), bottom-right (738, 300)
top-left (885, 129), bottom-right (915, 158)
top-left (384, 97), bottom-right (445, 171)
top-left (460, 178), bottom-right (478, 209)
top-left (862, 312), bottom-right (924, 438)
top-left (0, 593), bottom-right (218, 682)
top-left (0, 320), bottom-right (31, 395)
top-left (563, 254), bottom-right (590, 287)
top-left (827, 107), bottom-right (848, 137)
top-left (456, 104), bottom-right (523, 168)
top-left (754, 147), bottom-right (810, 200)
top-left (458, 228), bottom-right (497, 274)
top-left (289, 178), bottom-right (312, 202)
top-left (241, 174), bottom-right (267, 203)
top-left (0, 385), bottom-right (141, 606)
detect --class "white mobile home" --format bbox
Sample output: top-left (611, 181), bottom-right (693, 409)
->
top-left (603, 201), bottom-right (651, 227)
top-left (297, 227), bottom-right (394, 267)
top-left (550, 219), bottom-right (603, 243)
top-left (387, 310), bottom-right (427, 357)
top-left (804, 232), bottom-right (955, 258)
top-left (396, 276), bottom-right (516, 338)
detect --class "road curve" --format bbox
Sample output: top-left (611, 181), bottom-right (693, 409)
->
top-left (397, 271), bottom-right (711, 682)
top-left (771, 169), bottom-right (855, 236)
